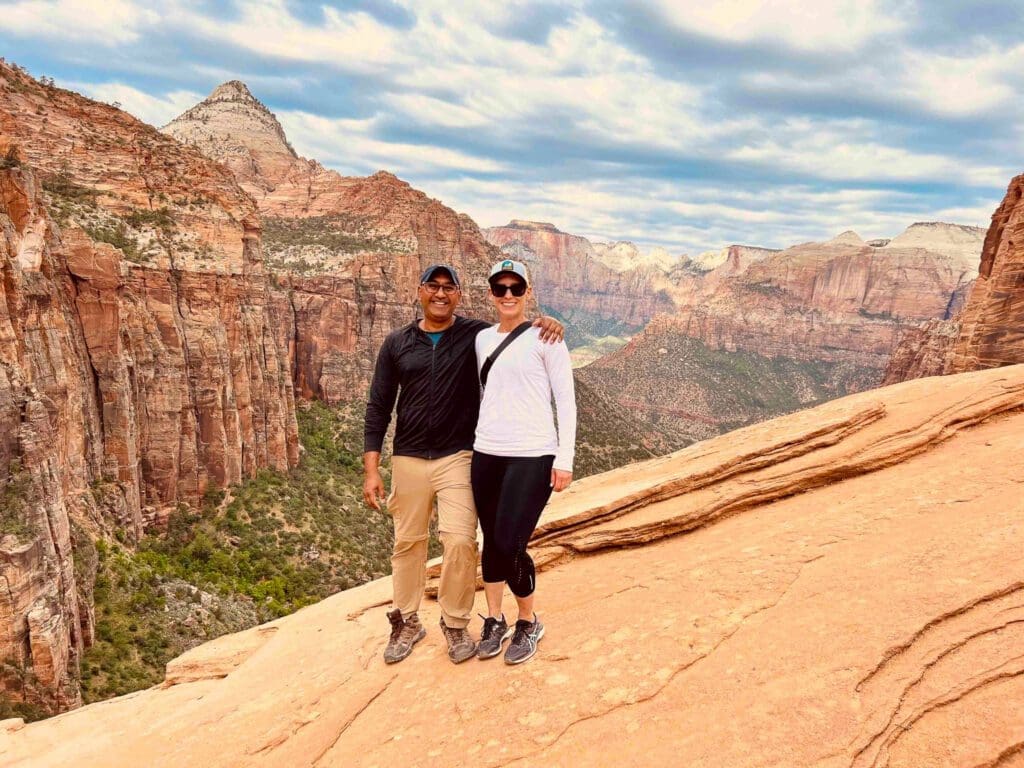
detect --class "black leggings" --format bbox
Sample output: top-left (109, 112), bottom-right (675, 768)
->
top-left (471, 451), bottom-right (555, 598)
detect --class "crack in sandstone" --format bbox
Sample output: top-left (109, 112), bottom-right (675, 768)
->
top-left (855, 582), bottom-right (1024, 692)
top-left (857, 657), bottom-right (1024, 768)
top-left (311, 674), bottom-right (397, 766)
top-left (248, 672), bottom-right (355, 756)
top-left (970, 740), bottom-right (1024, 768)
top-left (851, 617), bottom-right (1024, 767)
top-left (492, 563), bottom-right (808, 768)
top-left (345, 598), bottom-right (390, 622)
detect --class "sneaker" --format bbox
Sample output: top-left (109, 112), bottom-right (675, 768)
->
top-left (383, 608), bottom-right (425, 664)
top-left (476, 614), bottom-right (513, 660)
top-left (504, 616), bottom-right (544, 665)
top-left (439, 617), bottom-right (477, 664)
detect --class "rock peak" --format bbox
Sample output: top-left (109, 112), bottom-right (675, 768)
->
top-left (207, 80), bottom-right (260, 105)
top-left (828, 230), bottom-right (865, 246)
top-left (161, 81), bottom-right (298, 171)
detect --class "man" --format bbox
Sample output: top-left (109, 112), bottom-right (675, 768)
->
top-left (363, 264), bottom-right (562, 664)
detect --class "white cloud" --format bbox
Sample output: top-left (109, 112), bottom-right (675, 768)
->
top-left (72, 81), bottom-right (202, 126)
top-left (725, 118), bottom-right (1014, 186)
top-left (649, 0), bottom-right (906, 52)
top-left (0, 0), bottom-right (158, 44)
top-left (895, 45), bottom-right (1024, 117)
top-left (421, 174), bottom-right (1000, 257)
top-left (277, 111), bottom-right (507, 175)
top-left (170, 0), bottom-right (399, 73)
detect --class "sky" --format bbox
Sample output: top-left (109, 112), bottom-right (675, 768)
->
top-left (2, 0), bottom-right (1023, 255)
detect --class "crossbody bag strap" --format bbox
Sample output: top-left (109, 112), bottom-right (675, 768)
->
top-left (480, 321), bottom-right (533, 390)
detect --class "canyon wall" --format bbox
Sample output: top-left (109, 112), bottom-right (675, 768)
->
top-left (482, 220), bottom-right (676, 347)
top-left (581, 226), bottom-right (982, 442)
top-left (950, 173), bottom-right (1024, 372)
top-left (0, 62), bottom-right (299, 715)
top-left (884, 175), bottom-right (1024, 382)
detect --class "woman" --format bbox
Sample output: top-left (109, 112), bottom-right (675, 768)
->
top-left (471, 259), bottom-right (576, 665)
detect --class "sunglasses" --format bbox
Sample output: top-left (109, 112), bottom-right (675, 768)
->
top-left (490, 282), bottom-right (527, 297)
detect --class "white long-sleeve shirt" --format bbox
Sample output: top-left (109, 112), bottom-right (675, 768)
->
top-left (474, 325), bottom-right (577, 472)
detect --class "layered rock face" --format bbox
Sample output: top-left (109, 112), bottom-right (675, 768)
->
top-left (951, 173), bottom-right (1024, 372)
top-left (0, 63), bottom-right (299, 714)
top-left (483, 220), bottom-right (675, 342)
top-left (582, 225), bottom-right (983, 441)
top-left (5, 364), bottom-right (1023, 766)
top-left (164, 83), bottom-right (498, 402)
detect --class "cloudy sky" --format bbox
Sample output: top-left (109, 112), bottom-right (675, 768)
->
top-left (2, 0), bottom-right (1023, 255)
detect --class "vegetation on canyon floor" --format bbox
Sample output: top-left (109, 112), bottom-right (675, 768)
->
top-left (78, 402), bottom-right (411, 704)
top-left (577, 335), bottom-right (882, 444)
top-left (262, 214), bottom-right (408, 272)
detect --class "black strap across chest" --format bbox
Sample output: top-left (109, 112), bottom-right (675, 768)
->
top-left (480, 321), bottom-right (532, 389)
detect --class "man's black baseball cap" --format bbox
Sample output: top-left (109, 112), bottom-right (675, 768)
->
top-left (420, 264), bottom-right (461, 287)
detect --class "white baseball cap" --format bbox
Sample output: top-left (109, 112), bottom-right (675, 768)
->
top-left (488, 259), bottom-right (530, 286)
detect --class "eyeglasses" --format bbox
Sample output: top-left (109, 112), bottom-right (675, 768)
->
top-left (421, 281), bottom-right (460, 295)
top-left (490, 283), bottom-right (527, 297)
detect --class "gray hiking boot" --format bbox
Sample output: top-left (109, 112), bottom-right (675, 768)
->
top-left (476, 614), bottom-right (513, 660)
top-left (439, 617), bottom-right (477, 664)
top-left (383, 608), bottom-right (425, 664)
top-left (504, 616), bottom-right (544, 665)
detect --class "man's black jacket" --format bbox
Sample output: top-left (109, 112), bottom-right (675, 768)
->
top-left (364, 316), bottom-right (490, 459)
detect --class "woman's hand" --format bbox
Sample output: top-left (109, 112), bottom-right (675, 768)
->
top-left (533, 316), bottom-right (564, 343)
top-left (551, 469), bottom-right (573, 492)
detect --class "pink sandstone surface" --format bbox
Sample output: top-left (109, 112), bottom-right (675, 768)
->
top-left (3, 364), bottom-right (1022, 767)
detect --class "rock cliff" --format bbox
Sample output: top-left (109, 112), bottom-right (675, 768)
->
top-left (483, 220), bottom-right (675, 345)
top-left (164, 83), bottom-right (499, 401)
top-left (951, 174), bottom-right (1024, 372)
top-left (883, 184), bottom-right (1024, 383)
top-left (4, 364), bottom-right (1022, 766)
top-left (0, 62), bottom-right (299, 715)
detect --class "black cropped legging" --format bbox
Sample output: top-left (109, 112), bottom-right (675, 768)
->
top-left (471, 451), bottom-right (555, 598)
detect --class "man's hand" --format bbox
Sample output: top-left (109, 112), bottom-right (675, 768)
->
top-left (363, 451), bottom-right (386, 509)
top-left (363, 470), bottom-right (386, 509)
top-left (551, 468), bottom-right (573, 492)
top-left (533, 315), bottom-right (564, 343)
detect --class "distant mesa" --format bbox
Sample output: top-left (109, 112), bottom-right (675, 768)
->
top-left (506, 219), bottom-right (561, 232)
top-left (883, 221), bottom-right (986, 268)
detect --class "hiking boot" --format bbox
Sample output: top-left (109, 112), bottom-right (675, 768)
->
top-left (383, 608), bottom-right (425, 664)
top-left (504, 616), bottom-right (544, 665)
top-left (476, 614), bottom-right (513, 660)
top-left (439, 617), bottom-right (477, 664)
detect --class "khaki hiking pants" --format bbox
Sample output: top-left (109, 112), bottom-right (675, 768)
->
top-left (389, 451), bottom-right (478, 629)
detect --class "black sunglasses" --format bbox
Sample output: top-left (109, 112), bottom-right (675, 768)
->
top-left (490, 283), bottom-right (527, 297)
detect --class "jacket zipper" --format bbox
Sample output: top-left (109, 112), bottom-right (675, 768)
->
top-left (427, 335), bottom-right (436, 460)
